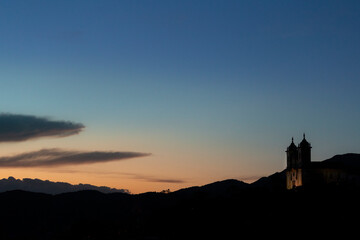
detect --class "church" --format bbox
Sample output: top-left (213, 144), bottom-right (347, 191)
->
top-left (286, 134), bottom-right (360, 189)
top-left (286, 134), bottom-right (311, 189)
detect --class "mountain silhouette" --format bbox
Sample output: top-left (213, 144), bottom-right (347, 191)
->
top-left (322, 153), bottom-right (360, 168)
top-left (0, 177), bottom-right (129, 194)
top-left (0, 153), bottom-right (359, 239)
top-left (3, 153), bottom-right (359, 197)
top-left (173, 179), bottom-right (249, 197)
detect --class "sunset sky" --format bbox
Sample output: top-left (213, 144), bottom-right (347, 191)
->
top-left (0, 0), bottom-right (359, 193)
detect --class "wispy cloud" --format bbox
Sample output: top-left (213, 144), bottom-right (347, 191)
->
top-left (0, 148), bottom-right (150, 167)
top-left (44, 169), bottom-right (186, 184)
top-left (0, 113), bottom-right (85, 142)
top-left (132, 175), bottom-right (186, 184)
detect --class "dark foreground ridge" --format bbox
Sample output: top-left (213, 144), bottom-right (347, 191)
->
top-left (0, 154), bottom-right (360, 240)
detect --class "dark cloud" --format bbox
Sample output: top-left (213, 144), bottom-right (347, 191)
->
top-left (0, 148), bottom-right (150, 167)
top-left (144, 178), bottom-right (185, 184)
top-left (0, 113), bottom-right (85, 142)
top-left (43, 169), bottom-right (186, 184)
top-left (133, 175), bottom-right (186, 184)
top-left (98, 171), bottom-right (186, 184)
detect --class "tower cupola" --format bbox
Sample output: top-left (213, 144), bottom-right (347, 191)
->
top-left (298, 133), bottom-right (311, 167)
top-left (286, 137), bottom-right (298, 169)
top-left (299, 133), bottom-right (311, 148)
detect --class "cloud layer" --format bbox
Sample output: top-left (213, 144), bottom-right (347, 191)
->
top-left (132, 175), bottom-right (185, 184)
top-left (44, 169), bottom-right (185, 184)
top-left (0, 113), bottom-right (85, 142)
top-left (0, 149), bottom-right (150, 167)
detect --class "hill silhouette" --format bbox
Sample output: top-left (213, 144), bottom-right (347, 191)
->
top-left (323, 153), bottom-right (360, 168)
top-left (0, 153), bottom-right (359, 239)
top-left (0, 177), bottom-right (129, 194)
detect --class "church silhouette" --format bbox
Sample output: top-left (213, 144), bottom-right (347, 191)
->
top-left (286, 134), bottom-right (360, 189)
top-left (286, 134), bottom-right (311, 189)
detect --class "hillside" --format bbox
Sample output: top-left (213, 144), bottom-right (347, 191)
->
top-left (0, 153), bottom-right (359, 239)
top-left (0, 176), bottom-right (129, 194)
top-left (2, 153), bottom-right (359, 196)
top-left (0, 183), bottom-right (359, 239)
top-left (322, 153), bottom-right (360, 168)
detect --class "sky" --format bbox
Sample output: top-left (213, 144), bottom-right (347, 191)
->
top-left (0, 0), bottom-right (359, 193)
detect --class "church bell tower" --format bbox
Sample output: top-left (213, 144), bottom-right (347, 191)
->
top-left (298, 133), bottom-right (311, 168)
top-left (286, 134), bottom-right (312, 189)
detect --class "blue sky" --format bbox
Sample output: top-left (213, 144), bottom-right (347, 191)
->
top-left (0, 0), bottom-right (359, 192)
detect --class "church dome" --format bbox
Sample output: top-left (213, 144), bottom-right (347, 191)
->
top-left (299, 134), bottom-right (311, 148)
top-left (287, 137), bottom-right (297, 151)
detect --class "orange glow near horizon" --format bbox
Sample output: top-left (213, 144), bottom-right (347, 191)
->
top-left (0, 163), bottom-right (265, 194)
top-left (0, 129), bottom-right (278, 194)
top-left (0, 168), bottom-right (193, 194)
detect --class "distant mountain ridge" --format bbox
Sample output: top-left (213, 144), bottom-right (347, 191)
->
top-left (1, 153), bottom-right (359, 195)
top-left (173, 153), bottom-right (360, 194)
top-left (0, 177), bottom-right (129, 194)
